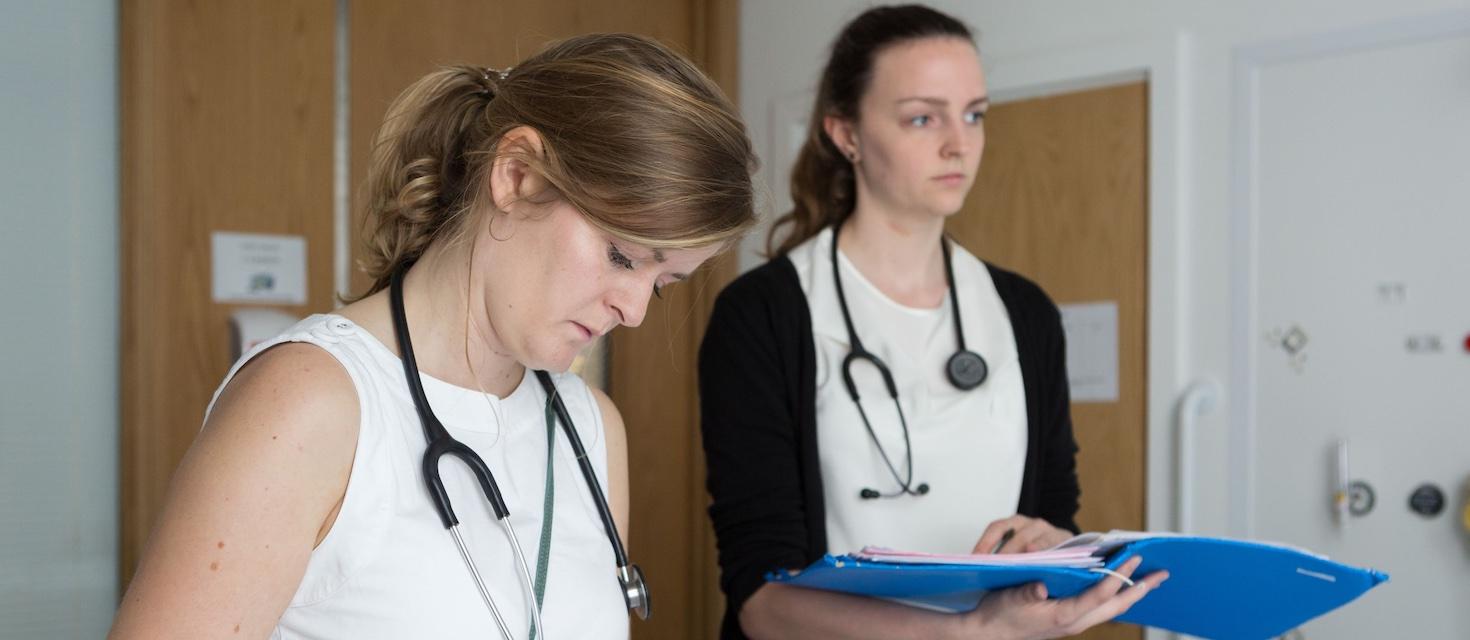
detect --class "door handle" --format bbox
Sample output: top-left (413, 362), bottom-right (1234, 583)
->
top-left (1176, 378), bottom-right (1222, 533)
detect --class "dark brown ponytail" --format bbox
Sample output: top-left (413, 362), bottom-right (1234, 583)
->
top-left (766, 4), bottom-right (974, 256)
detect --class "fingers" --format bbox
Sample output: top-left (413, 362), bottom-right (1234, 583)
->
top-left (1004, 520), bottom-right (1056, 554)
top-left (972, 516), bottom-right (1027, 554)
top-left (1034, 526), bottom-right (1074, 552)
top-left (1061, 560), bottom-right (1170, 635)
top-left (1062, 556), bottom-right (1142, 616)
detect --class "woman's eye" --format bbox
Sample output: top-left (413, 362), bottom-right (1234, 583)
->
top-left (964, 110), bottom-right (986, 124)
top-left (608, 244), bottom-right (635, 270)
top-left (907, 114), bottom-right (931, 127)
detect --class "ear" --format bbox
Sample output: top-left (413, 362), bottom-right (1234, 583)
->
top-left (822, 115), bottom-right (859, 159)
top-left (488, 125), bottom-right (553, 214)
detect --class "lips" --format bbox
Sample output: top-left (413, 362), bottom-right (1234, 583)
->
top-left (934, 173), bottom-right (967, 186)
top-left (572, 321), bottom-right (595, 341)
top-left (572, 321), bottom-right (612, 341)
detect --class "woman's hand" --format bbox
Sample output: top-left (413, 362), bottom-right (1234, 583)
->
top-left (973, 515), bottom-right (1074, 554)
top-left (956, 556), bottom-right (1168, 640)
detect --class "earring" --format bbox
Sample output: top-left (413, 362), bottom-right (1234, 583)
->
top-left (487, 208), bottom-right (516, 242)
top-left (846, 150), bottom-right (859, 163)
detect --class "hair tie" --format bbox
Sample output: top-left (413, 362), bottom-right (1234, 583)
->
top-left (477, 67), bottom-right (511, 99)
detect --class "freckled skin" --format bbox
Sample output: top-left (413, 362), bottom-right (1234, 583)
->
top-left (209, 562), bottom-right (219, 571)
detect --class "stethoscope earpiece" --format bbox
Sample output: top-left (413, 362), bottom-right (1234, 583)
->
top-left (859, 482), bottom-right (930, 500)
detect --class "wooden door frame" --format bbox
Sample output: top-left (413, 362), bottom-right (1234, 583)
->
top-left (607, 1), bottom-right (740, 638)
top-left (984, 35), bottom-right (1188, 567)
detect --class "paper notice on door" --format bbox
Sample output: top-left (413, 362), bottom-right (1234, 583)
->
top-left (1059, 301), bottom-right (1118, 403)
top-left (212, 231), bottom-right (308, 305)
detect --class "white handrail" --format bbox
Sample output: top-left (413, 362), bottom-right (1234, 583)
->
top-left (1176, 379), bottom-right (1223, 533)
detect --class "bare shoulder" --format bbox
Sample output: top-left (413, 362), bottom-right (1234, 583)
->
top-left (207, 341), bottom-right (359, 443)
top-left (110, 342), bottom-right (360, 638)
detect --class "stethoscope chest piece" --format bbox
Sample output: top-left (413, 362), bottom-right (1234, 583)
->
top-left (619, 563), bottom-right (651, 620)
top-left (946, 349), bottom-right (988, 390)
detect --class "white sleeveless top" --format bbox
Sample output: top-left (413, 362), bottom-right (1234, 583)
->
top-left (206, 314), bottom-right (628, 639)
top-left (789, 228), bottom-right (1028, 555)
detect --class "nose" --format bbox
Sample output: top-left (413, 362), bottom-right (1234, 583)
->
top-left (940, 121), bottom-right (968, 159)
top-left (608, 277), bottom-right (654, 328)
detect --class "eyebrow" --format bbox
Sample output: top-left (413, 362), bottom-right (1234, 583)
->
top-left (647, 247), bottom-right (688, 280)
top-left (895, 96), bottom-right (990, 108)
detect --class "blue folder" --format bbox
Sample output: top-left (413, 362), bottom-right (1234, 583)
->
top-left (769, 537), bottom-right (1388, 640)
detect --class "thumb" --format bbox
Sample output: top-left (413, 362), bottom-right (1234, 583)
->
top-left (1028, 582), bottom-right (1048, 601)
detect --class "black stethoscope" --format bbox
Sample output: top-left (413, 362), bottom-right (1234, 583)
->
top-left (389, 266), bottom-right (649, 639)
top-left (829, 221), bottom-right (989, 500)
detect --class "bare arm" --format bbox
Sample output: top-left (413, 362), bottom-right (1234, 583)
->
top-left (740, 582), bottom-right (968, 640)
top-left (590, 386), bottom-right (632, 637)
top-left (109, 344), bottom-right (359, 639)
top-left (589, 387), bottom-right (629, 548)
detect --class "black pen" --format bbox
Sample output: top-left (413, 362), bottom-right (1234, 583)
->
top-left (990, 528), bottom-right (1015, 554)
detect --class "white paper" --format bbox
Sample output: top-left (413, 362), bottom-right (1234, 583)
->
top-left (1059, 301), bottom-right (1118, 403)
top-left (211, 231), bottom-right (307, 305)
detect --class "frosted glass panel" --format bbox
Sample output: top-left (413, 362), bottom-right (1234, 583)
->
top-left (0, 1), bottom-right (120, 637)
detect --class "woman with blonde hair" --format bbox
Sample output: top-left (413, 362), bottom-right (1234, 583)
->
top-left (111, 33), bottom-right (756, 639)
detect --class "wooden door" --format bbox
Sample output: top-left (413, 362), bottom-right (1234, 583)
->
top-left (946, 81), bottom-right (1148, 640)
top-left (119, 0), bottom-right (338, 586)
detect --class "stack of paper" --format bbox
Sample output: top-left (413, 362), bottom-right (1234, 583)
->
top-left (855, 545), bottom-right (1105, 568)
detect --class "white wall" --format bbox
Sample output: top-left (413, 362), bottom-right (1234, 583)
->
top-left (740, 0), bottom-right (1470, 542)
top-left (0, 1), bottom-right (119, 636)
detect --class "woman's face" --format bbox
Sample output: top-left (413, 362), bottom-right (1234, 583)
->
top-left (471, 197), bottom-right (719, 373)
top-left (837, 36), bottom-right (988, 220)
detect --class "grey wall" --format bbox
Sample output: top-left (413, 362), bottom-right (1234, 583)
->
top-left (0, 1), bottom-right (120, 636)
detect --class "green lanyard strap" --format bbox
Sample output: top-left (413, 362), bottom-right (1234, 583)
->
top-left (528, 391), bottom-right (557, 640)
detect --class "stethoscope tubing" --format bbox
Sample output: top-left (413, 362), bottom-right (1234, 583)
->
top-left (389, 263), bottom-right (647, 635)
top-left (390, 266), bottom-right (543, 640)
top-left (829, 220), bottom-right (985, 499)
top-left (535, 372), bottom-right (631, 569)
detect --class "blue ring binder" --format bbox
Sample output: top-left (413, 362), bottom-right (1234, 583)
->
top-left (768, 536), bottom-right (1388, 639)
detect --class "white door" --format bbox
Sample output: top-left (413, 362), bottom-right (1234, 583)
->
top-left (1232, 19), bottom-right (1470, 639)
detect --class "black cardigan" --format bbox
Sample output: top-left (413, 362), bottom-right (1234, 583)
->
top-left (698, 255), bottom-right (1082, 639)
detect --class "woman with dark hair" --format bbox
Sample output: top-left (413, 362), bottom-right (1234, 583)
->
top-left (111, 33), bottom-right (756, 639)
top-left (700, 5), bottom-right (1165, 638)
